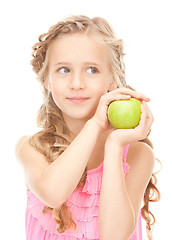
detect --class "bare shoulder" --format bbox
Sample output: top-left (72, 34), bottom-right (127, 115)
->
top-left (15, 135), bottom-right (50, 192)
top-left (127, 141), bottom-right (155, 173)
top-left (15, 136), bottom-right (31, 158)
top-left (15, 135), bottom-right (36, 164)
top-left (15, 135), bottom-right (48, 167)
top-left (125, 141), bottom-right (155, 230)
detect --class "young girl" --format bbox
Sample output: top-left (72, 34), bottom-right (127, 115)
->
top-left (16, 15), bottom-right (160, 240)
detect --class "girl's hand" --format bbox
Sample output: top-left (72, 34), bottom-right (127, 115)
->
top-left (105, 100), bottom-right (154, 149)
top-left (92, 87), bottom-right (150, 132)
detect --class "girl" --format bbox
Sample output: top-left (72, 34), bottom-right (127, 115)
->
top-left (16, 15), bottom-right (160, 240)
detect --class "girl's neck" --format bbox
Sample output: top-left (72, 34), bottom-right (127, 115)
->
top-left (63, 115), bottom-right (89, 139)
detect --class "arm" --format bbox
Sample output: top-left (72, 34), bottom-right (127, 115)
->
top-left (99, 140), bottom-right (154, 240)
top-left (16, 87), bottom-right (140, 208)
top-left (16, 119), bottom-right (101, 208)
top-left (98, 99), bottom-right (154, 240)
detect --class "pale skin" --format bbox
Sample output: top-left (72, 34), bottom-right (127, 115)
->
top-left (16, 32), bottom-right (154, 240)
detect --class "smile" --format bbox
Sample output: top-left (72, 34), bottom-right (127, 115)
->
top-left (66, 97), bottom-right (89, 104)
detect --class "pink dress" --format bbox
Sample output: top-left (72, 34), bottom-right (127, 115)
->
top-left (25, 144), bottom-right (142, 240)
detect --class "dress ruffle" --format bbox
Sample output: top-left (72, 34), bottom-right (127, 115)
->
top-left (26, 144), bottom-right (131, 239)
top-left (26, 207), bottom-right (99, 240)
top-left (27, 190), bottom-right (99, 238)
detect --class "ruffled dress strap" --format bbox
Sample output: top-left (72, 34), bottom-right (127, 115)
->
top-left (122, 144), bottom-right (130, 174)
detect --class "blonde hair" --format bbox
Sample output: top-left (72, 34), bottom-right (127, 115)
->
top-left (30, 15), bottom-right (160, 238)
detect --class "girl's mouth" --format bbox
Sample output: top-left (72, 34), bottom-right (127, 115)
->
top-left (66, 97), bottom-right (89, 104)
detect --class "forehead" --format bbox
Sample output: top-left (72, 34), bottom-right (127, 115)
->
top-left (48, 32), bottom-right (110, 66)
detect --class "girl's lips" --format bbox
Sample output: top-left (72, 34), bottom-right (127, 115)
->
top-left (66, 97), bottom-right (89, 104)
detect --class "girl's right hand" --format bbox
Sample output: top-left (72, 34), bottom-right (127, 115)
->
top-left (92, 87), bottom-right (150, 132)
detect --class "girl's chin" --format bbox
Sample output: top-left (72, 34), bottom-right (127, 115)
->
top-left (62, 111), bottom-right (95, 122)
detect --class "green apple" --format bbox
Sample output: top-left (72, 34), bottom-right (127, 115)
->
top-left (107, 98), bottom-right (142, 129)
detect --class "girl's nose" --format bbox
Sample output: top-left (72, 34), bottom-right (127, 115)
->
top-left (69, 72), bottom-right (85, 90)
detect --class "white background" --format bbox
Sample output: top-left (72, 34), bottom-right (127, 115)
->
top-left (1, 0), bottom-right (171, 239)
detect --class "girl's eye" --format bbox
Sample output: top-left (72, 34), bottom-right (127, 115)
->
top-left (58, 67), bottom-right (70, 73)
top-left (86, 67), bottom-right (98, 74)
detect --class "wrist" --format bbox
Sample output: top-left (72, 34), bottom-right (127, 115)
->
top-left (88, 117), bottom-right (104, 134)
top-left (105, 132), bottom-right (123, 147)
top-left (104, 133), bottom-right (124, 158)
top-left (105, 139), bottom-right (123, 153)
top-left (104, 141), bottom-right (123, 164)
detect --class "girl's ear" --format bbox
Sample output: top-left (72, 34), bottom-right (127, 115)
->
top-left (108, 77), bottom-right (118, 91)
top-left (44, 79), bottom-right (51, 92)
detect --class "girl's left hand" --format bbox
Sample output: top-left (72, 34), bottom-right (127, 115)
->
top-left (105, 100), bottom-right (154, 148)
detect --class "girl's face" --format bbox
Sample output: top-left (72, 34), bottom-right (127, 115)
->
top-left (46, 32), bottom-right (116, 122)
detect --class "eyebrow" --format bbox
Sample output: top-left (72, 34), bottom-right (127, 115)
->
top-left (54, 62), bottom-right (103, 67)
top-left (54, 62), bottom-right (70, 66)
